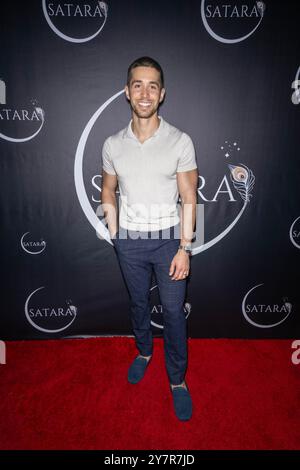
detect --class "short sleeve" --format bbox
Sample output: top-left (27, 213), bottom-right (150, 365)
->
top-left (177, 133), bottom-right (198, 173)
top-left (102, 138), bottom-right (116, 175)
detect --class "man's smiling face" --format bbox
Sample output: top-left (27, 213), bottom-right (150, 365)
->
top-left (125, 66), bottom-right (165, 119)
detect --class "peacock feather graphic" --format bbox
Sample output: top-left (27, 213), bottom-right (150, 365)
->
top-left (228, 164), bottom-right (255, 203)
top-left (256, 1), bottom-right (266, 17)
top-left (283, 298), bottom-right (292, 314)
top-left (184, 303), bottom-right (192, 316)
top-left (66, 299), bottom-right (77, 315)
top-left (99, 1), bottom-right (108, 17)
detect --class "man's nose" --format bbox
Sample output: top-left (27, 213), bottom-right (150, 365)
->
top-left (141, 86), bottom-right (150, 98)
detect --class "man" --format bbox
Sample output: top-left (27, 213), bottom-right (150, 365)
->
top-left (101, 57), bottom-right (198, 421)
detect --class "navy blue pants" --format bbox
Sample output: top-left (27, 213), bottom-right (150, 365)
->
top-left (113, 223), bottom-right (187, 385)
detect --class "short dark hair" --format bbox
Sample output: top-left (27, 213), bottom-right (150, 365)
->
top-left (127, 56), bottom-right (164, 88)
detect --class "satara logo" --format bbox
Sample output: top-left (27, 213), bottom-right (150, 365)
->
top-left (0, 80), bottom-right (45, 142)
top-left (201, 0), bottom-right (266, 43)
top-left (21, 232), bottom-right (46, 255)
top-left (42, 0), bottom-right (108, 43)
top-left (75, 92), bottom-right (255, 255)
top-left (25, 287), bottom-right (77, 333)
top-left (291, 66), bottom-right (300, 105)
top-left (289, 216), bottom-right (300, 249)
top-left (242, 283), bottom-right (292, 328)
top-left (291, 340), bottom-right (300, 365)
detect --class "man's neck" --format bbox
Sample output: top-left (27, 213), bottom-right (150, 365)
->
top-left (131, 113), bottom-right (160, 143)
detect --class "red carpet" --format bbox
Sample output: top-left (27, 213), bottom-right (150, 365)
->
top-left (0, 338), bottom-right (299, 450)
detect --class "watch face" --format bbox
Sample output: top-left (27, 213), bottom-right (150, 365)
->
top-left (179, 245), bottom-right (192, 253)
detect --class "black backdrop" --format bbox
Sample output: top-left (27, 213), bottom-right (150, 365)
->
top-left (1, 0), bottom-right (299, 340)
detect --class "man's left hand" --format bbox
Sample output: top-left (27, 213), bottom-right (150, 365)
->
top-left (169, 250), bottom-right (190, 281)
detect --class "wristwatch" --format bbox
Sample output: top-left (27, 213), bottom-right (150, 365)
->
top-left (178, 244), bottom-right (192, 255)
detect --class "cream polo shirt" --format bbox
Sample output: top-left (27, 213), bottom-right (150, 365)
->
top-left (102, 116), bottom-right (197, 232)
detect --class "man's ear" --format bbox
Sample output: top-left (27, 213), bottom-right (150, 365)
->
top-left (159, 87), bottom-right (166, 103)
top-left (125, 85), bottom-right (130, 101)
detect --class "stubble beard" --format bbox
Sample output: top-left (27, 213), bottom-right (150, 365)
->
top-left (130, 102), bottom-right (160, 120)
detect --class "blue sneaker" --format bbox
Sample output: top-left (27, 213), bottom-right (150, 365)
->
top-left (171, 385), bottom-right (193, 421)
top-left (128, 355), bottom-right (151, 384)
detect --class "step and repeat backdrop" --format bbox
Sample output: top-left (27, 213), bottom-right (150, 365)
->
top-left (1, 0), bottom-right (299, 340)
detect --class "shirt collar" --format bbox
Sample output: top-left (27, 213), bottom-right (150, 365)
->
top-left (123, 115), bottom-right (165, 140)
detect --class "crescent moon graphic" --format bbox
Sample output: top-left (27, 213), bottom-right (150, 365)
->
top-left (192, 200), bottom-right (248, 255)
top-left (289, 216), bottom-right (300, 249)
top-left (74, 89), bottom-right (124, 244)
top-left (25, 286), bottom-right (77, 333)
top-left (0, 107), bottom-right (44, 142)
top-left (21, 232), bottom-right (46, 255)
top-left (242, 283), bottom-right (291, 328)
top-left (42, 0), bottom-right (108, 43)
top-left (201, 0), bottom-right (265, 44)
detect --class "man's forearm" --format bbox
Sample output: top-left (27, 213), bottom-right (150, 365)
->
top-left (179, 194), bottom-right (197, 246)
top-left (101, 189), bottom-right (118, 237)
